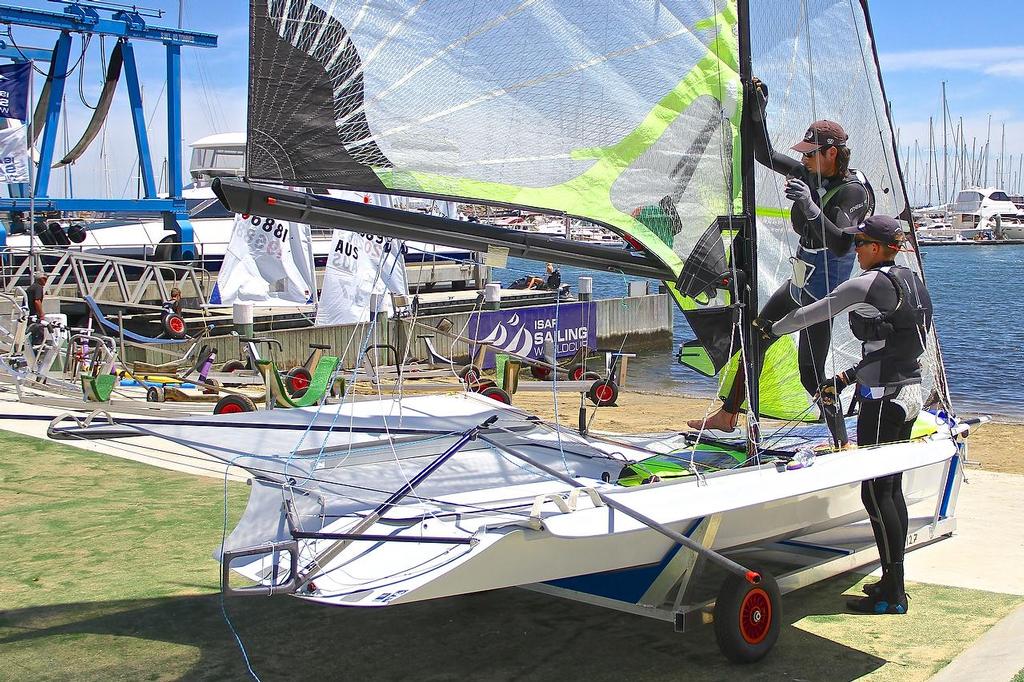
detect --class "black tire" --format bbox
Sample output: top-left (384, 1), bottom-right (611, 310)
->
top-left (468, 378), bottom-right (496, 393)
top-left (214, 394), bottom-right (257, 415)
top-left (146, 385), bottom-right (165, 403)
top-left (285, 366), bottom-right (313, 398)
top-left (154, 235), bottom-right (177, 262)
top-left (162, 312), bottom-right (187, 340)
top-left (582, 371), bottom-right (602, 381)
top-left (193, 345), bottom-right (214, 372)
top-left (567, 363), bottom-right (586, 382)
top-left (480, 386), bottom-right (512, 404)
top-left (587, 379), bottom-right (619, 406)
top-left (713, 565), bottom-right (781, 664)
top-left (458, 364), bottom-right (482, 383)
top-left (530, 364), bottom-right (553, 380)
top-left (67, 222), bottom-right (87, 244)
top-left (220, 360), bottom-right (246, 373)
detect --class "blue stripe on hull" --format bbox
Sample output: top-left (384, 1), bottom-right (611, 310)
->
top-left (542, 518), bottom-right (705, 603)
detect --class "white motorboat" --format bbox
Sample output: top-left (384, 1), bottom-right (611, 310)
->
top-left (950, 187), bottom-right (1022, 238)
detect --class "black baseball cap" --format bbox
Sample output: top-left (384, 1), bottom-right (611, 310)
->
top-left (843, 215), bottom-right (904, 246)
top-left (792, 120), bottom-right (848, 153)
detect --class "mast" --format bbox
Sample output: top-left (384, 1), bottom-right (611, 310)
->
top-left (1000, 122), bottom-right (1006, 188)
top-left (984, 114), bottom-right (991, 187)
top-left (736, 0), bottom-right (760, 438)
top-left (926, 117), bottom-right (934, 206)
top-left (941, 81), bottom-right (948, 204)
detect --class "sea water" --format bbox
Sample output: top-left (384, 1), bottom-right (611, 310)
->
top-left (493, 244), bottom-right (1024, 420)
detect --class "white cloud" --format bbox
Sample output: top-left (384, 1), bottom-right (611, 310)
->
top-left (880, 46), bottom-right (1024, 75)
top-left (985, 61), bottom-right (1024, 78)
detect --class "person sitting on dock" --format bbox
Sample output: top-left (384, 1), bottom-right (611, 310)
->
top-left (764, 215), bottom-right (933, 615)
top-left (164, 287), bottom-right (184, 316)
top-left (687, 77), bottom-right (873, 447)
top-left (543, 262), bottom-right (561, 291)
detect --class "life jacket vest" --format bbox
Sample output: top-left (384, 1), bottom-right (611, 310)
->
top-left (849, 265), bottom-right (933, 387)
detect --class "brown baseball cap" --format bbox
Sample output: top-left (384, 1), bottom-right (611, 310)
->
top-left (792, 120), bottom-right (848, 153)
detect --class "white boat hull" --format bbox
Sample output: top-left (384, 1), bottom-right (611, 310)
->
top-left (134, 394), bottom-right (958, 609)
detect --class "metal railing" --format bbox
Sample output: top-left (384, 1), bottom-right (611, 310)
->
top-left (0, 247), bottom-right (209, 308)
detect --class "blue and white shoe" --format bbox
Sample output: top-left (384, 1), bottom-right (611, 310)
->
top-left (846, 593), bottom-right (908, 614)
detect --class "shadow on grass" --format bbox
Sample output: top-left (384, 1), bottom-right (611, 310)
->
top-left (1, 573), bottom-right (884, 682)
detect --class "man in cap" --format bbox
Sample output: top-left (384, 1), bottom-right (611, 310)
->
top-left (762, 215), bottom-right (934, 614)
top-left (688, 78), bottom-right (873, 448)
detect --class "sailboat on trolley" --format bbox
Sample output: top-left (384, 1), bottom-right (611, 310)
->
top-left (94, 0), bottom-right (982, 662)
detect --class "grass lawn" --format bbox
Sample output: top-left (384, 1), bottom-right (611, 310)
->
top-left (1, 430), bottom-right (1022, 681)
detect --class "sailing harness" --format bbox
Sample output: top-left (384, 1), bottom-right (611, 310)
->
top-left (790, 169), bottom-right (875, 300)
top-left (848, 264), bottom-right (932, 395)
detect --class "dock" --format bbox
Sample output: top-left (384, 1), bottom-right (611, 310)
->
top-left (127, 291), bottom-right (674, 369)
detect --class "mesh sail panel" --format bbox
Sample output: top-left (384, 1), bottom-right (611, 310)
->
top-left (247, 0), bottom-right (741, 277)
top-left (748, 0), bottom-right (944, 414)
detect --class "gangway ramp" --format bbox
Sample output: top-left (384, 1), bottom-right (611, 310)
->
top-left (0, 247), bottom-right (209, 312)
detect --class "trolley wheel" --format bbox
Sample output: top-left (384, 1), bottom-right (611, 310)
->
top-left (480, 386), bottom-right (512, 404)
top-left (582, 371), bottom-right (602, 381)
top-left (285, 366), bottom-right (313, 398)
top-left (162, 312), bottom-right (188, 340)
top-left (530, 364), bottom-right (552, 380)
top-left (587, 378), bottom-right (619, 406)
top-left (458, 364), bottom-right (482, 383)
top-left (214, 394), bottom-right (257, 415)
top-left (220, 360), bottom-right (246, 373)
top-left (202, 377), bottom-right (221, 395)
top-left (713, 565), bottom-right (781, 664)
top-left (468, 378), bottom-right (496, 393)
top-left (146, 385), bottom-right (165, 403)
top-left (567, 363), bottom-right (586, 381)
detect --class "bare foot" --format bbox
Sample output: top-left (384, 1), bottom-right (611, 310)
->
top-left (687, 409), bottom-right (739, 432)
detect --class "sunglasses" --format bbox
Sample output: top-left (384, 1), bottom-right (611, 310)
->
top-left (802, 145), bottom-right (832, 158)
top-left (853, 237), bottom-right (880, 248)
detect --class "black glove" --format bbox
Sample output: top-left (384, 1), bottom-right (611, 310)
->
top-left (817, 372), bottom-right (850, 406)
top-left (751, 316), bottom-right (777, 345)
top-left (785, 178), bottom-right (821, 220)
top-left (749, 77), bottom-right (769, 121)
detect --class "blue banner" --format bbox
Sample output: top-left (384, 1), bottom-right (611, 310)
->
top-left (0, 62), bottom-right (32, 122)
top-left (467, 302), bottom-right (597, 369)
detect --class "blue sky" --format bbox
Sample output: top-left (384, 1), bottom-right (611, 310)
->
top-left (6, 0), bottom-right (1023, 204)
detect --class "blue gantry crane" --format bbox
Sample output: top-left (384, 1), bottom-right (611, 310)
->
top-left (0, 0), bottom-right (217, 260)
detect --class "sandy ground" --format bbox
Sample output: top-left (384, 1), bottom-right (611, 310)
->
top-left (511, 389), bottom-right (1024, 476)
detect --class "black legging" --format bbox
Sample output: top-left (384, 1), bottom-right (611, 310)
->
top-left (858, 397), bottom-right (914, 565)
top-left (723, 282), bottom-right (834, 412)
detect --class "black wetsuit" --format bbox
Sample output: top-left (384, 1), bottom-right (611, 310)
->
top-left (721, 87), bottom-right (872, 444)
top-left (774, 261), bottom-right (933, 601)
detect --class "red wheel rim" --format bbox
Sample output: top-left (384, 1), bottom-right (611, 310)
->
top-left (485, 389), bottom-right (510, 404)
top-left (533, 366), bottom-right (551, 379)
top-left (595, 383), bottom-right (614, 403)
top-left (218, 403), bottom-right (243, 414)
top-left (290, 374), bottom-right (310, 392)
top-left (464, 371), bottom-right (479, 383)
top-left (571, 367), bottom-right (584, 381)
top-left (169, 316), bottom-right (185, 334)
top-left (739, 588), bottom-right (772, 645)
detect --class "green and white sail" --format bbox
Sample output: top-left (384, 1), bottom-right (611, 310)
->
top-left (243, 0), bottom-right (947, 420)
